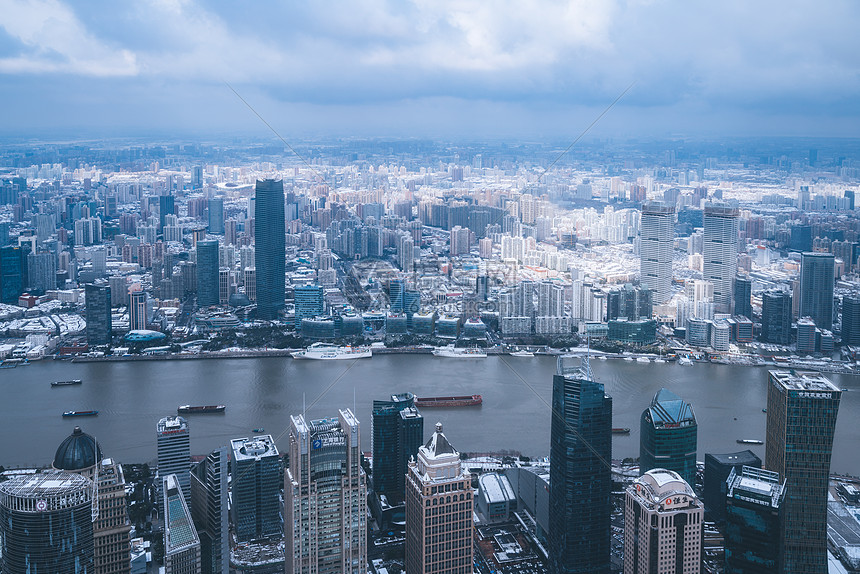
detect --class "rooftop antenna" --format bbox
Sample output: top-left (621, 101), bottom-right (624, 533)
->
top-left (91, 433), bottom-right (100, 523)
top-left (582, 333), bottom-right (594, 382)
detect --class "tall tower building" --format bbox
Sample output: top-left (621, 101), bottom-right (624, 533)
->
top-left (733, 275), bottom-right (752, 319)
top-left (765, 370), bottom-right (841, 574)
top-left (405, 423), bottom-right (473, 574)
top-left (842, 294), bottom-right (860, 346)
top-left (703, 203), bottom-right (739, 313)
top-left (548, 357), bottom-right (612, 574)
top-left (157, 416), bottom-right (191, 507)
top-left (254, 179), bottom-right (285, 319)
top-left (623, 469), bottom-right (703, 574)
top-left (724, 466), bottom-right (785, 574)
top-left (639, 388), bottom-right (698, 487)
top-left (0, 244), bottom-right (27, 304)
top-left (285, 410), bottom-right (367, 574)
top-left (159, 195), bottom-right (175, 230)
top-left (85, 283), bottom-right (112, 345)
top-left (799, 252), bottom-right (835, 331)
top-left (128, 290), bottom-right (147, 331)
top-left (207, 198), bottom-right (224, 235)
top-left (231, 435), bottom-right (281, 542)
top-left (640, 202), bottom-right (675, 304)
top-left (162, 474), bottom-right (201, 574)
top-left (0, 471), bottom-right (95, 574)
top-left (294, 284), bottom-right (324, 329)
top-left (196, 240), bottom-right (220, 307)
top-left (760, 290), bottom-right (792, 344)
top-left (372, 392), bottom-right (424, 502)
top-left (190, 447), bottom-right (229, 574)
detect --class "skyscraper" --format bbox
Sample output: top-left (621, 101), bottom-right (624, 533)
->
top-left (640, 202), bottom-right (675, 304)
top-left (639, 388), bottom-right (698, 487)
top-left (0, 244), bottom-right (27, 304)
top-left (159, 194), bottom-right (175, 230)
top-left (162, 474), bottom-right (201, 574)
top-left (799, 252), bottom-right (835, 331)
top-left (703, 203), bottom-right (739, 313)
top-left (254, 179), bottom-right (285, 320)
top-left (765, 370), bottom-right (841, 574)
top-left (548, 357), bottom-right (612, 574)
top-left (372, 392), bottom-right (424, 502)
top-left (733, 275), bottom-right (752, 319)
top-left (129, 290), bottom-right (147, 330)
top-left (842, 294), bottom-right (860, 346)
top-left (85, 283), bottom-right (112, 345)
top-left (702, 450), bottom-right (761, 522)
top-left (760, 290), bottom-right (792, 345)
top-left (0, 471), bottom-right (95, 574)
top-left (231, 435), bottom-right (281, 542)
top-left (196, 240), bottom-right (220, 307)
top-left (27, 250), bottom-right (56, 292)
top-left (405, 423), bottom-right (473, 574)
top-left (190, 447), bottom-right (229, 574)
top-left (294, 284), bottom-right (324, 328)
top-left (207, 198), bottom-right (224, 235)
top-left (724, 466), bottom-right (785, 574)
top-left (285, 410), bottom-right (366, 574)
top-left (623, 469), bottom-right (703, 574)
top-left (157, 416), bottom-right (191, 507)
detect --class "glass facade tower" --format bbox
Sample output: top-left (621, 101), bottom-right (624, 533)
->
top-left (639, 388), bottom-right (698, 487)
top-left (703, 203), bottom-right (739, 314)
top-left (725, 466), bottom-right (785, 574)
top-left (254, 179), bottom-right (285, 320)
top-left (640, 202), bottom-right (675, 304)
top-left (799, 252), bottom-right (835, 331)
top-left (230, 435), bottom-right (281, 542)
top-left (196, 240), bottom-right (220, 307)
top-left (371, 392), bottom-right (424, 502)
top-left (85, 283), bottom-right (112, 345)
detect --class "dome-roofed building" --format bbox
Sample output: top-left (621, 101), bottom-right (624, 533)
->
top-left (53, 426), bottom-right (102, 475)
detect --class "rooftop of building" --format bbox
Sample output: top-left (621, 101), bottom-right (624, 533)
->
top-left (647, 388), bottom-right (696, 427)
top-left (422, 422), bottom-right (457, 458)
top-left (0, 470), bottom-right (92, 499)
top-left (706, 450), bottom-right (760, 466)
top-left (727, 466), bottom-right (785, 508)
top-left (770, 369), bottom-right (840, 392)
top-left (633, 468), bottom-right (696, 504)
top-left (157, 415), bottom-right (187, 434)
top-left (163, 474), bottom-right (199, 554)
top-left (53, 426), bottom-right (102, 471)
top-left (230, 435), bottom-right (278, 461)
top-left (479, 473), bottom-right (516, 505)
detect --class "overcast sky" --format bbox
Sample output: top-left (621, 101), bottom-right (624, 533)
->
top-left (1, 0), bottom-right (859, 140)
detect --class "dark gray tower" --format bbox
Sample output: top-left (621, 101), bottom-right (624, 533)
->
top-left (254, 180), bottom-right (285, 320)
top-left (196, 240), bottom-right (220, 307)
top-left (799, 252), bottom-right (834, 330)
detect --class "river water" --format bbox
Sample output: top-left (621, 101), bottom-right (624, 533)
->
top-left (2, 356), bottom-right (858, 475)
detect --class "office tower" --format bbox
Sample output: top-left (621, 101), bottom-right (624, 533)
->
top-left (703, 203), bottom-right (739, 313)
top-left (640, 388), bottom-right (698, 487)
top-left (796, 317), bottom-right (817, 353)
top-left (162, 474), bottom-right (201, 574)
top-left (760, 290), bottom-right (792, 345)
top-left (623, 469), bottom-right (703, 574)
top-left (724, 466), bottom-right (785, 574)
top-left (0, 244), bottom-right (26, 304)
top-left (85, 283), bottom-right (113, 345)
top-left (702, 451), bottom-right (761, 522)
top-left (294, 284), bottom-right (324, 328)
top-left (207, 198), bottom-right (224, 234)
top-left (405, 422), bottom-right (473, 574)
top-left (548, 357), bottom-right (612, 574)
top-left (0, 471), bottom-right (95, 574)
top-left (231, 435), bottom-right (281, 542)
top-left (160, 195), bottom-right (175, 230)
top-left (842, 295), bottom-right (860, 346)
top-left (157, 416), bottom-right (191, 507)
top-left (190, 447), bottom-right (229, 574)
top-left (389, 279), bottom-right (405, 312)
top-left (129, 290), bottom-right (147, 330)
top-left (372, 393), bottom-right (424, 502)
top-left (476, 275), bottom-right (489, 301)
top-left (218, 268), bottom-right (231, 304)
top-left (733, 275), bottom-right (752, 319)
top-left (108, 275), bottom-right (127, 306)
top-left (244, 268), bottom-right (256, 301)
top-left (196, 240), bottom-right (220, 307)
top-left (254, 179), bottom-right (285, 319)
top-left (192, 166), bottom-right (203, 188)
top-left (640, 202), bottom-right (675, 304)
top-left (765, 370), bottom-right (841, 574)
top-left (285, 410), bottom-right (367, 574)
top-left (799, 252), bottom-right (835, 331)
top-left (26, 250), bottom-right (56, 292)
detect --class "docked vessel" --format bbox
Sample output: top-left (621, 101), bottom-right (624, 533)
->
top-left (678, 357), bottom-right (694, 366)
top-left (736, 439), bottom-right (764, 445)
top-left (432, 346), bottom-right (487, 358)
top-left (509, 350), bottom-right (535, 357)
top-left (414, 395), bottom-right (482, 407)
top-left (291, 343), bottom-right (372, 360)
top-left (177, 405), bottom-right (226, 414)
top-left (612, 428), bottom-right (631, 434)
top-left (636, 357), bottom-right (650, 363)
top-left (62, 410), bottom-right (98, 417)
top-left (52, 379), bottom-right (83, 387)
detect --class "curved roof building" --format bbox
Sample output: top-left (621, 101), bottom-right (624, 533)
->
top-left (53, 426), bottom-right (102, 474)
top-left (640, 388), bottom-right (698, 486)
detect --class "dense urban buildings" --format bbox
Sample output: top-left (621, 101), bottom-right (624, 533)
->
top-left (765, 370), bottom-right (841, 574)
top-left (405, 422), bottom-right (473, 574)
top-left (548, 357), bottom-right (612, 574)
top-left (285, 410), bottom-right (366, 574)
top-left (254, 179), bottom-right (285, 320)
top-left (639, 388), bottom-right (698, 487)
top-left (724, 466), bottom-right (786, 574)
top-left (230, 435), bottom-right (281, 543)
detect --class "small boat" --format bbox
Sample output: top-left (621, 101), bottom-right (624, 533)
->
top-left (63, 410), bottom-right (98, 417)
top-left (678, 357), bottom-right (694, 366)
top-left (52, 379), bottom-right (82, 387)
top-left (842, 388), bottom-right (849, 392)
top-left (736, 439), bottom-right (764, 445)
top-left (415, 395), bottom-right (482, 407)
top-left (510, 350), bottom-right (535, 357)
top-left (252, 428), bottom-right (264, 433)
top-left (762, 408), bottom-right (767, 413)
top-left (178, 405), bottom-right (226, 414)
top-left (432, 346), bottom-right (487, 358)
top-left (612, 428), bottom-right (631, 434)
top-left (636, 357), bottom-right (650, 363)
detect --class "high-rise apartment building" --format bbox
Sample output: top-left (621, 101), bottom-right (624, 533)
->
top-left (640, 388), bottom-right (698, 487)
top-left (703, 203), bottom-right (739, 313)
top-left (760, 290), bottom-right (792, 345)
top-left (190, 447), bottom-right (229, 574)
top-left (254, 179), bottom-right (285, 319)
top-left (623, 469), bottom-right (703, 574)
top-left (765, 370), bottom-right (841, 574)
top-left (162, 474), bottom-right (201, 574)
top-left (372, 392), bottom-right (424, 502)
top-left (733, 275), bottom-right (752, 319)
top-left (548, 357), bottom-right (612, 574)
top-left (231, 435), bottom-right (281, 542)
top-left (640, 202), bottom-right (675, 304)
top-left (724, 466), bottom-right (785, 574)
top-left (285, 410), bottom-right (366, 574)
top-left (85, 283), bottom-right (112, 345)
top-left (405, 423), bottom-right (473, 574)
top-left (157, 416), bottom-right (191, 507)
top-left (196, 240), bottom-right (220, 307)
top-left (799, 252), bottom-right (835, 331)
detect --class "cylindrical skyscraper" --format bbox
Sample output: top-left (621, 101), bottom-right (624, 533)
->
top-left (0, 471), bottom-right (95, 574)
top-left (254, 179), bottom-right (285, 320)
